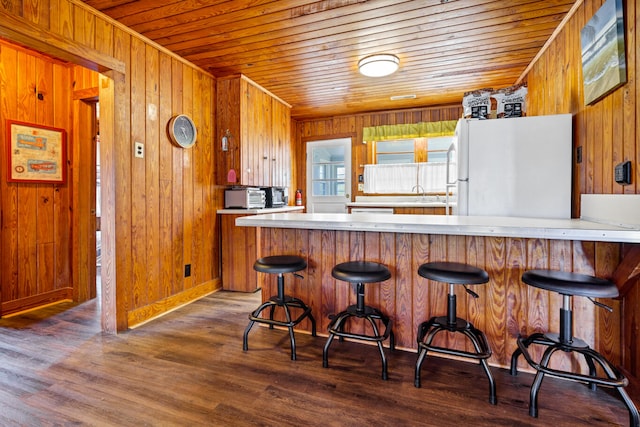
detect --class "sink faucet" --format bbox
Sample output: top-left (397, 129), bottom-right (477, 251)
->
top-left (411, 184), bottom-right (426, 198)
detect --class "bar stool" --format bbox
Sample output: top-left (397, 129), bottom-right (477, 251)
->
top-left (323, 261), bottom-right (394, 380)
top-left (511, 269), bottom-right (639, 426)
top-left (243, 255), bottom-right (316, 360)
top-left (414, 261), bottom-right (497, 405)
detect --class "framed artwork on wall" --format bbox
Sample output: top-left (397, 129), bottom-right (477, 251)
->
top-left (580, 0), bottom-right (627, 105)
top-left (6, 120), bottom-right (67, 184)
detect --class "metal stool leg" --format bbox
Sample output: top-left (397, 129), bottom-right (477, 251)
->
top-left (282, 303), bottom-right (296, 360)
top-left (323, 309), bottom-right (392, 378)
top-left (365, 315), bottom-right (388, 380)
top-left (244, 270), bottom-right (314, 359)
top-left (414, 322), bottom-right (445, 388)
top-left (529, 345), bottom-right (559, 418)
top-left (414, 283), bottom-right (495, 405)
top-left (243, 300), bottom-right (275, 351)
top-left (510, 333), bottom-right (546, 376)
top-left (323, 311), bottom-right (349, 368)
top-left (463, 327), bottom-right (497, 405)
top-left (582, 347), bottom-right (640, 427)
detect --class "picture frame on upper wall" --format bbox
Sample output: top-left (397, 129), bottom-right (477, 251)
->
top-left (580, 0), bottom-right (627, 106)
top-left (6, 120), bottom-right (67, 184)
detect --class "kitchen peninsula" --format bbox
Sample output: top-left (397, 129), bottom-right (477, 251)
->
top-left (236, 201), bottom-right (640, 371)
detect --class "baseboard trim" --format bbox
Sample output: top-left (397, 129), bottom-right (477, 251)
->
top-left (127, 279), bottom-right (222, 329)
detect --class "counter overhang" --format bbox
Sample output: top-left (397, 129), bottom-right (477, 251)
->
top-left (236, 213), bottom-right (640, 243)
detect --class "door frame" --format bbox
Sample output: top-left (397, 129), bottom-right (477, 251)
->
top-left (72, 95), bottom-right (98, 302)
top-left (306, 137), bottom-right (352, 213)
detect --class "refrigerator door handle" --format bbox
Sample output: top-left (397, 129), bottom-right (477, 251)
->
top-left (445, 143), bottom-right (457, 185)
top-left (445, 142), bottom-right (458, 216)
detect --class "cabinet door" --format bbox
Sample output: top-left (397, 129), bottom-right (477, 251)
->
top-left (394, 207), bottom-right (447, 215)
top-left (243, 83), bottom-right (271, 186)
top-left (216, 77), bottom-right (241, 185)
top-left (271, 99), bottom-right (292, 187)
top-left (258, 88), bottom-right (272, 186)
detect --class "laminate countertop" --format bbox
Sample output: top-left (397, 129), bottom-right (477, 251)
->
top-left (235, 212), bottom-right (640, 244)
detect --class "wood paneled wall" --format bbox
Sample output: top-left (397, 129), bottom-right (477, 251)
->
top-left (525, 0), bottom-right (639, 210)
top-left (0, 1), bottom-right (220, 331)
top-left (0, 41), bottom-right (74, 314)
top-left (523, 0), bottom-right (640, 380)
top-left (292, 106), bottom-right (463, 202)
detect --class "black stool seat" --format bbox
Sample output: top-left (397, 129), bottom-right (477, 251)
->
top-left (522, 269), bottom-right (619, 298)
top-left (254, 255), bottom-right (308, 274)
top-left (323, 261), bottom-right (394, 380)
top-left (243, 255), bottom-right (316, 361)
top-left (511, 269), bottom-right (638, 426)
top-left (415, 261), bottom-right (496, 405)
top-left (418, 261), bottom-right (489, 284)
top-left (332, 261), bottom-right (392, 283)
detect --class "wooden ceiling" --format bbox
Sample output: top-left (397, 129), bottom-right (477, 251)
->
top-left (82, 0), bottom-right (577, 120)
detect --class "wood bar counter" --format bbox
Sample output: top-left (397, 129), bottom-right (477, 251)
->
top-left (236, 212), bottom-right (640, 372)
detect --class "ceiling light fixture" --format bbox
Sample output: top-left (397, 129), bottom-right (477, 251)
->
top-left (390, 94), bottom-right (416, 100)
top-left (358, 54), bottom-right (399, 77)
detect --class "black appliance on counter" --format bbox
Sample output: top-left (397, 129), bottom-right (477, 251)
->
top-left (261, 187), bottom-right (288, 208)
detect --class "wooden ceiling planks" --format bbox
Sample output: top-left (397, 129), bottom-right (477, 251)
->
top-left (81, 0), bottom-right (577, 119)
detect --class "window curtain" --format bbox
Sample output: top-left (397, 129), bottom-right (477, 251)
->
top-left (362, 119), bottom-right (458, 143)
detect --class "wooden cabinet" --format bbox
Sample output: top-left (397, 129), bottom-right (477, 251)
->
top-left (220, 214), bottom-right (260, 292)
top-left (394, 206), bottom-right (448, 215)
top-left (216, 74), bottom-right (292, 187)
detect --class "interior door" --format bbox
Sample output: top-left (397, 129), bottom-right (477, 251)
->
top-left (306, 138), bottom-right (351, 213)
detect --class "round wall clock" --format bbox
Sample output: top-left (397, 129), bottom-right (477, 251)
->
top-left (168, 114), bottom-right (197, 148)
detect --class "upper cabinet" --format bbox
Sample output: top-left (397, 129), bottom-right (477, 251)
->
top-left (216, 75), bottom-right (291, 187)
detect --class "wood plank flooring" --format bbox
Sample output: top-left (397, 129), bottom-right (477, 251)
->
top-left (0, 290), bottom-right (632, 426)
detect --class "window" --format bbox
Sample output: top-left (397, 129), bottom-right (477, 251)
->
top-left (310, 145), bottom-right (346, 196)
top-left (373, 137), bottom-right (454, 164)
top-left (425, 136), bottom-right (453, 163)
top-left (376, 139), bottom-right (415, 164)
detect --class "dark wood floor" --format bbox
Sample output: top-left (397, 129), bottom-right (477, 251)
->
top-left (0, 290), bottom-right (632, 426)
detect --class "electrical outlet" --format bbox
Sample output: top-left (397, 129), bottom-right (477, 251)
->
top-left (134, 142), bottom-right (144, 158)
top-left (184, 264), bottom-right (191, 277)
top-left (576, 146), bottom-right (582, 164)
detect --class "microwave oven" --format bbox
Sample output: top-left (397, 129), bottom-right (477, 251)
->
top-left (261, 187), bottom-right (288, 208)
top-left (224, 188), bottom-right (266, 209)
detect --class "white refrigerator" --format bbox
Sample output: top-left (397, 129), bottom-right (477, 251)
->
top-left (450, 114), bottom-right (573, 218)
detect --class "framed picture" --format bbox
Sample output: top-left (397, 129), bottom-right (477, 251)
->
top-left (6, 120), bottom-right (67, 184)
top-left (580, 0), bottom-right (627, 105)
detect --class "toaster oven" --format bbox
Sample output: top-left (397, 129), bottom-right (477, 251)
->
top-left (224, 187), bottom-right (266, 209)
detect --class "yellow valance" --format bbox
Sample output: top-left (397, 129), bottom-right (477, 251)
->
top-left (362, 120), bottom-right (458, 142)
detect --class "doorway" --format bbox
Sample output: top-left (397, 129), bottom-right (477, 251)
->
top-left (306, 138), bottom-right (352, 213)
top-left (95, 103), bottom-right (101, 298)
top-left (73, 96), bottom-right (99, 303)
